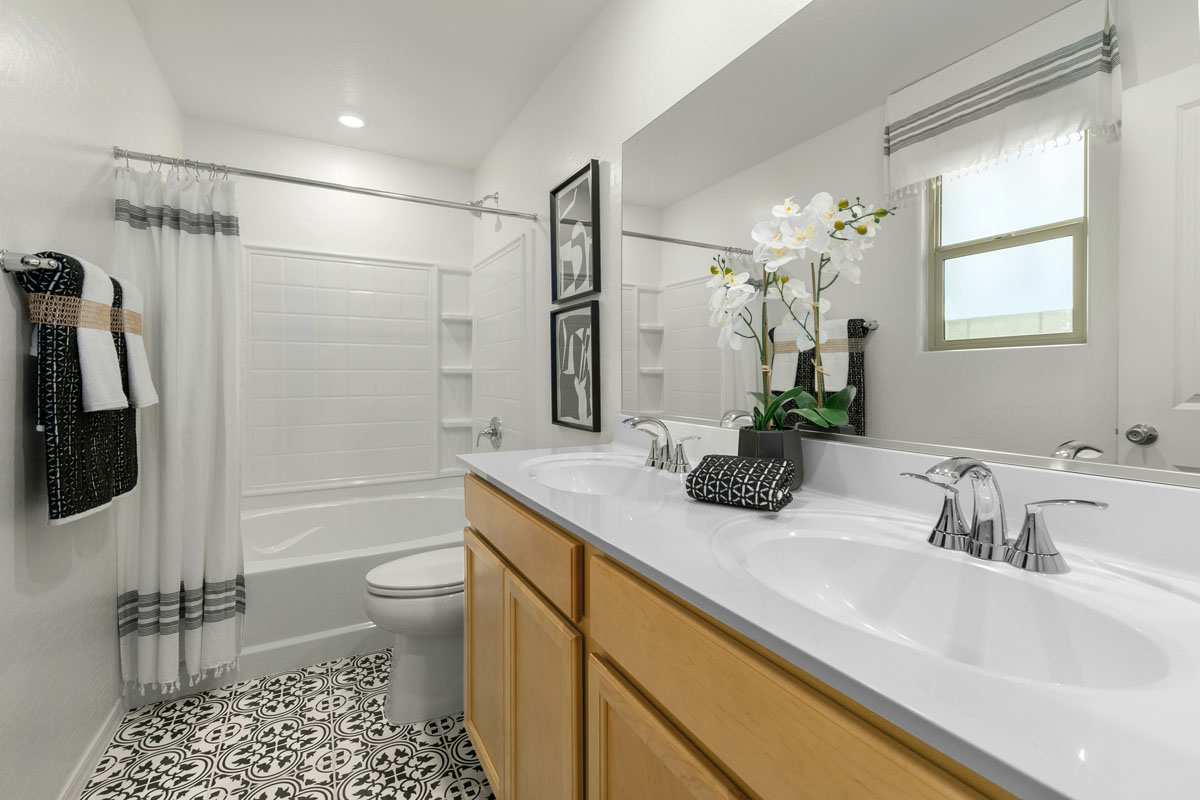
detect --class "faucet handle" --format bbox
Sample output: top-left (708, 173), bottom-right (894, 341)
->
top-left (669, 436), bottom-right (701, 474)
top-left (901, 473), bottom-right (968, 551)
top-left (1006, 499), bottom-right (1109, 575)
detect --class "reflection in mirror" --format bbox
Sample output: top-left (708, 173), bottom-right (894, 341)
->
top-left (621, 0), bottom-right (1200, 482)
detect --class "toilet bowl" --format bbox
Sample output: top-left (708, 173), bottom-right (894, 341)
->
top-left (363, 546), bottom-right (465, 725)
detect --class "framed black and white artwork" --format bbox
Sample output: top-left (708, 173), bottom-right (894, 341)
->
top-left (550, 300), bottom-right (601, 431)
top-left (550, 159), bottom-right (600, 303)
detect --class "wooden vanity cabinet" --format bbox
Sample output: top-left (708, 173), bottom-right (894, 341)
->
top-left (464, 474), bottom-right (1014, 800)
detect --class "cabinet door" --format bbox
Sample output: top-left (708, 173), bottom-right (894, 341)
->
top-left (503, 569), bottom-right (583, 800)
top-left (588, 655), bottom-right (748, 800)
top-left (464, 527), bottom-right (505, 792)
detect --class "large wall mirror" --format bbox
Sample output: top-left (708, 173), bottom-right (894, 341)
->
top-left (621, 0), bottom-right (1200, 486)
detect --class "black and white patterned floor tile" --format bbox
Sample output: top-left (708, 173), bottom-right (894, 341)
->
top-left (81, 650), bottom-right (494, 800)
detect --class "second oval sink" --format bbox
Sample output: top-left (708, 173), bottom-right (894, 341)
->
top-left (519, 453), bottom-right (682, 496)
top-left (714, 516), bottom-right (1170, 689)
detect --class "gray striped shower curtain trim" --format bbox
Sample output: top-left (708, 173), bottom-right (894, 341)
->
top-left (117, 577), bottom-right (246, 637)
top-left (115, 199), bottom-right (241, 236)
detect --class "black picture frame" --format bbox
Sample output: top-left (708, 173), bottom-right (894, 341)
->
top-left (550, 159), bottom-right (601, 303)
top-left (550, 299), bottom-right (601, 431)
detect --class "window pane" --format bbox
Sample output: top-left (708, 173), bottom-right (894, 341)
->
top-left (941, 138), bottom-right (1084, 246)
top-left (943, 236), bottom-right (1074, 341)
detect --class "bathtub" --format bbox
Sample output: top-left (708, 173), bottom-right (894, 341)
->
top-left (130, 483), bottom-right (466, 706)
top-left (239, 485), bottom-right (466, 682)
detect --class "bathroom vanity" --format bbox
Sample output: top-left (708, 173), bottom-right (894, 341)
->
top-left (462, 473), bottom-right (1006, 799)
top-left (460, 426), bottom-right (1200, 800)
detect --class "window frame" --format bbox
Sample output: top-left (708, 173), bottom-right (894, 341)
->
top-left (926, 143), bottom-right (1089, 352)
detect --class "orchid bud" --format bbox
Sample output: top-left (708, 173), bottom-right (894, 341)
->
top-left (855, 225), bottom-right (868, 235)
top-left (710, 265), bottom-right (719, 274)
top-left (833, 220), bottom-right (845, 230)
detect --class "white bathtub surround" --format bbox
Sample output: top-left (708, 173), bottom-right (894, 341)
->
top-left (113, 166), bottom-right (245, 693)
top-left (461, 422), bottom-right (1200, 800)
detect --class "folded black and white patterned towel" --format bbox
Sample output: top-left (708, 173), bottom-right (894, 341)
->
top-left (685, 455), bottom-right (795, 512)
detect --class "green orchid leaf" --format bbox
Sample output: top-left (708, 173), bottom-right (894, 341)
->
top-left (793, 407), bottom-right (830, 427)
top-left (761, 385), bottom-right (814, 422)
top-left (823, 386), bottom-right (857, 413)
top-left (816, 407), bottom-right (849, 427)
top-left (791, 390), bottom-right (818, 410)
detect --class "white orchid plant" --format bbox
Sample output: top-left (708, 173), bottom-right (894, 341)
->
top-left (708, 191), bottom-right (893, 431)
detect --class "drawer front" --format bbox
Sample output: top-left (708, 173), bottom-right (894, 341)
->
top-left (465, 474), bottom-right (583, 621)
top-left (588, 654), bottom-right (747, 800)
top-left (589, 556), bottom-right (987, 800)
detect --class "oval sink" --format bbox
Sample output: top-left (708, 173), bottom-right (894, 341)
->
top-left (519, 453), bottom-right (682, 497)
top-left (714, 518), bottom-right (1170, 689)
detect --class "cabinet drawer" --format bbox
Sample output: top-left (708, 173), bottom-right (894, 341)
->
top-left (589, 556), bottom-right (988, 800)
top-left (465, 473), bottom-right (583, 621)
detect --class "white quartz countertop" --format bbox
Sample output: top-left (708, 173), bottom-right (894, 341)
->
top-left (460, 441), bottom-right (1200, 800)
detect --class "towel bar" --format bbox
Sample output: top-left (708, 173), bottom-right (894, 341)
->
top-left (0, 249), bottom-right (61, 273)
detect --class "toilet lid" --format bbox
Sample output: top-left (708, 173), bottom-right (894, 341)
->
top-left (366, 547), bottom-right (464, 597)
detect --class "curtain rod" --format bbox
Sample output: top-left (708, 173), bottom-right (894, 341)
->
top-left (622, 229), bottom-right (753, 256)
top-left (112, 147), bottom-right (538, 222)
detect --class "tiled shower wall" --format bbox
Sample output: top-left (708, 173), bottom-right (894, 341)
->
top-left (662, 279), bottom-right (723, 419)
top-left (247, 250), bottom-right (435, 490)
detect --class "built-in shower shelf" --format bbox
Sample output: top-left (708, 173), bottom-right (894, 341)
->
top-left (441, 418), bottom-right (472, 429)
top-left (441, 366), bottom-right (472, 375)
top-left (638, 367), bottom-right (665, 375)
top-left (638, 324), bottom-right (665, 333)
top-left (441, 313), bottom-right (472, 323)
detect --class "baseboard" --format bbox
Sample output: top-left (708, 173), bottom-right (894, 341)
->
top-left (129, 622), bottom-right (392, 707)
top-left (58, 698), bottom-right (124, 800)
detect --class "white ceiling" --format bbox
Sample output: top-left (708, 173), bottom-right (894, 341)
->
top-left (127, 0), bottom-right (609, 168)
top-left (623, 0), bottom-right (1079, 208)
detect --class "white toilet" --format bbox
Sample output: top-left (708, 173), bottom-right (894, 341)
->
top-left (363, 545), bottom-right (465, 725)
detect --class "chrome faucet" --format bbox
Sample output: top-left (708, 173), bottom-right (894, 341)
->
top-left (720, 409), bottom-right (754, 429)
top-left (621, 416), bottom-right (699, 472)
top-left (904, 457), bottom-right (1108, 574)
top-left (1052, 440), bottom-right (1104, 460)
top-left (926, 457), bottom-right (1010, 561)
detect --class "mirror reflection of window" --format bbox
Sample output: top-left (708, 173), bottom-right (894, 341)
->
top-left (929, 136), bottom-right (1088, 350)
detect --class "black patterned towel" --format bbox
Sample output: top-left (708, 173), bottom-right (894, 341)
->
top-left (685, 455), bottom-right (794, 512)
top-left (15, 252), bottom-right (138, 524)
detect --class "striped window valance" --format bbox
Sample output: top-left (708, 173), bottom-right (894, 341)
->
top-left (884, 0), bottom-right (1121, 199)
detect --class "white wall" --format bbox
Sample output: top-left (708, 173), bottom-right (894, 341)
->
top-left (471, 0), bottom-right (815, 446)
top-left (184, 118), bottom-right (475, 268)
top-left (651, 106), bottom-right (1120, 457)
top-left (0, 1), bottom-right (183, 798)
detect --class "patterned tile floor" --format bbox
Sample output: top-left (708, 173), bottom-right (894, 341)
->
top-left (81, 650), bottom-right (495, 800)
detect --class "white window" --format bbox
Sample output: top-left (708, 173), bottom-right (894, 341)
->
top-left (928, 136), bottom-right (1087, 350)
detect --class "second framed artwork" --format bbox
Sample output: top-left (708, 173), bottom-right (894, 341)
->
top-left (550, 159), bottom-right (600, 303)
top-left (550, 300), bottom-right (601, 432)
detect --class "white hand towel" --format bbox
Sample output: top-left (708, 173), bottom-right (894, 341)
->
top-left (78, 259), bottom-right (128, 412)
top-left (768, 331), bottom-right (796, 393)
top-left (113, 276), bottom-right (158, 408)
top-left (818, 318), bottom-right (850, 392)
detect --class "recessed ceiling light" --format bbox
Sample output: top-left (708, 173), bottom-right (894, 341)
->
top-left (338, 114), bottom-right (365, 129)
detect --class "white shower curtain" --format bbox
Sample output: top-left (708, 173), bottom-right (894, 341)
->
top-left (113, 166), bottom-right (245, 692)
top-left (721, 252), bottom-right (762, 414)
